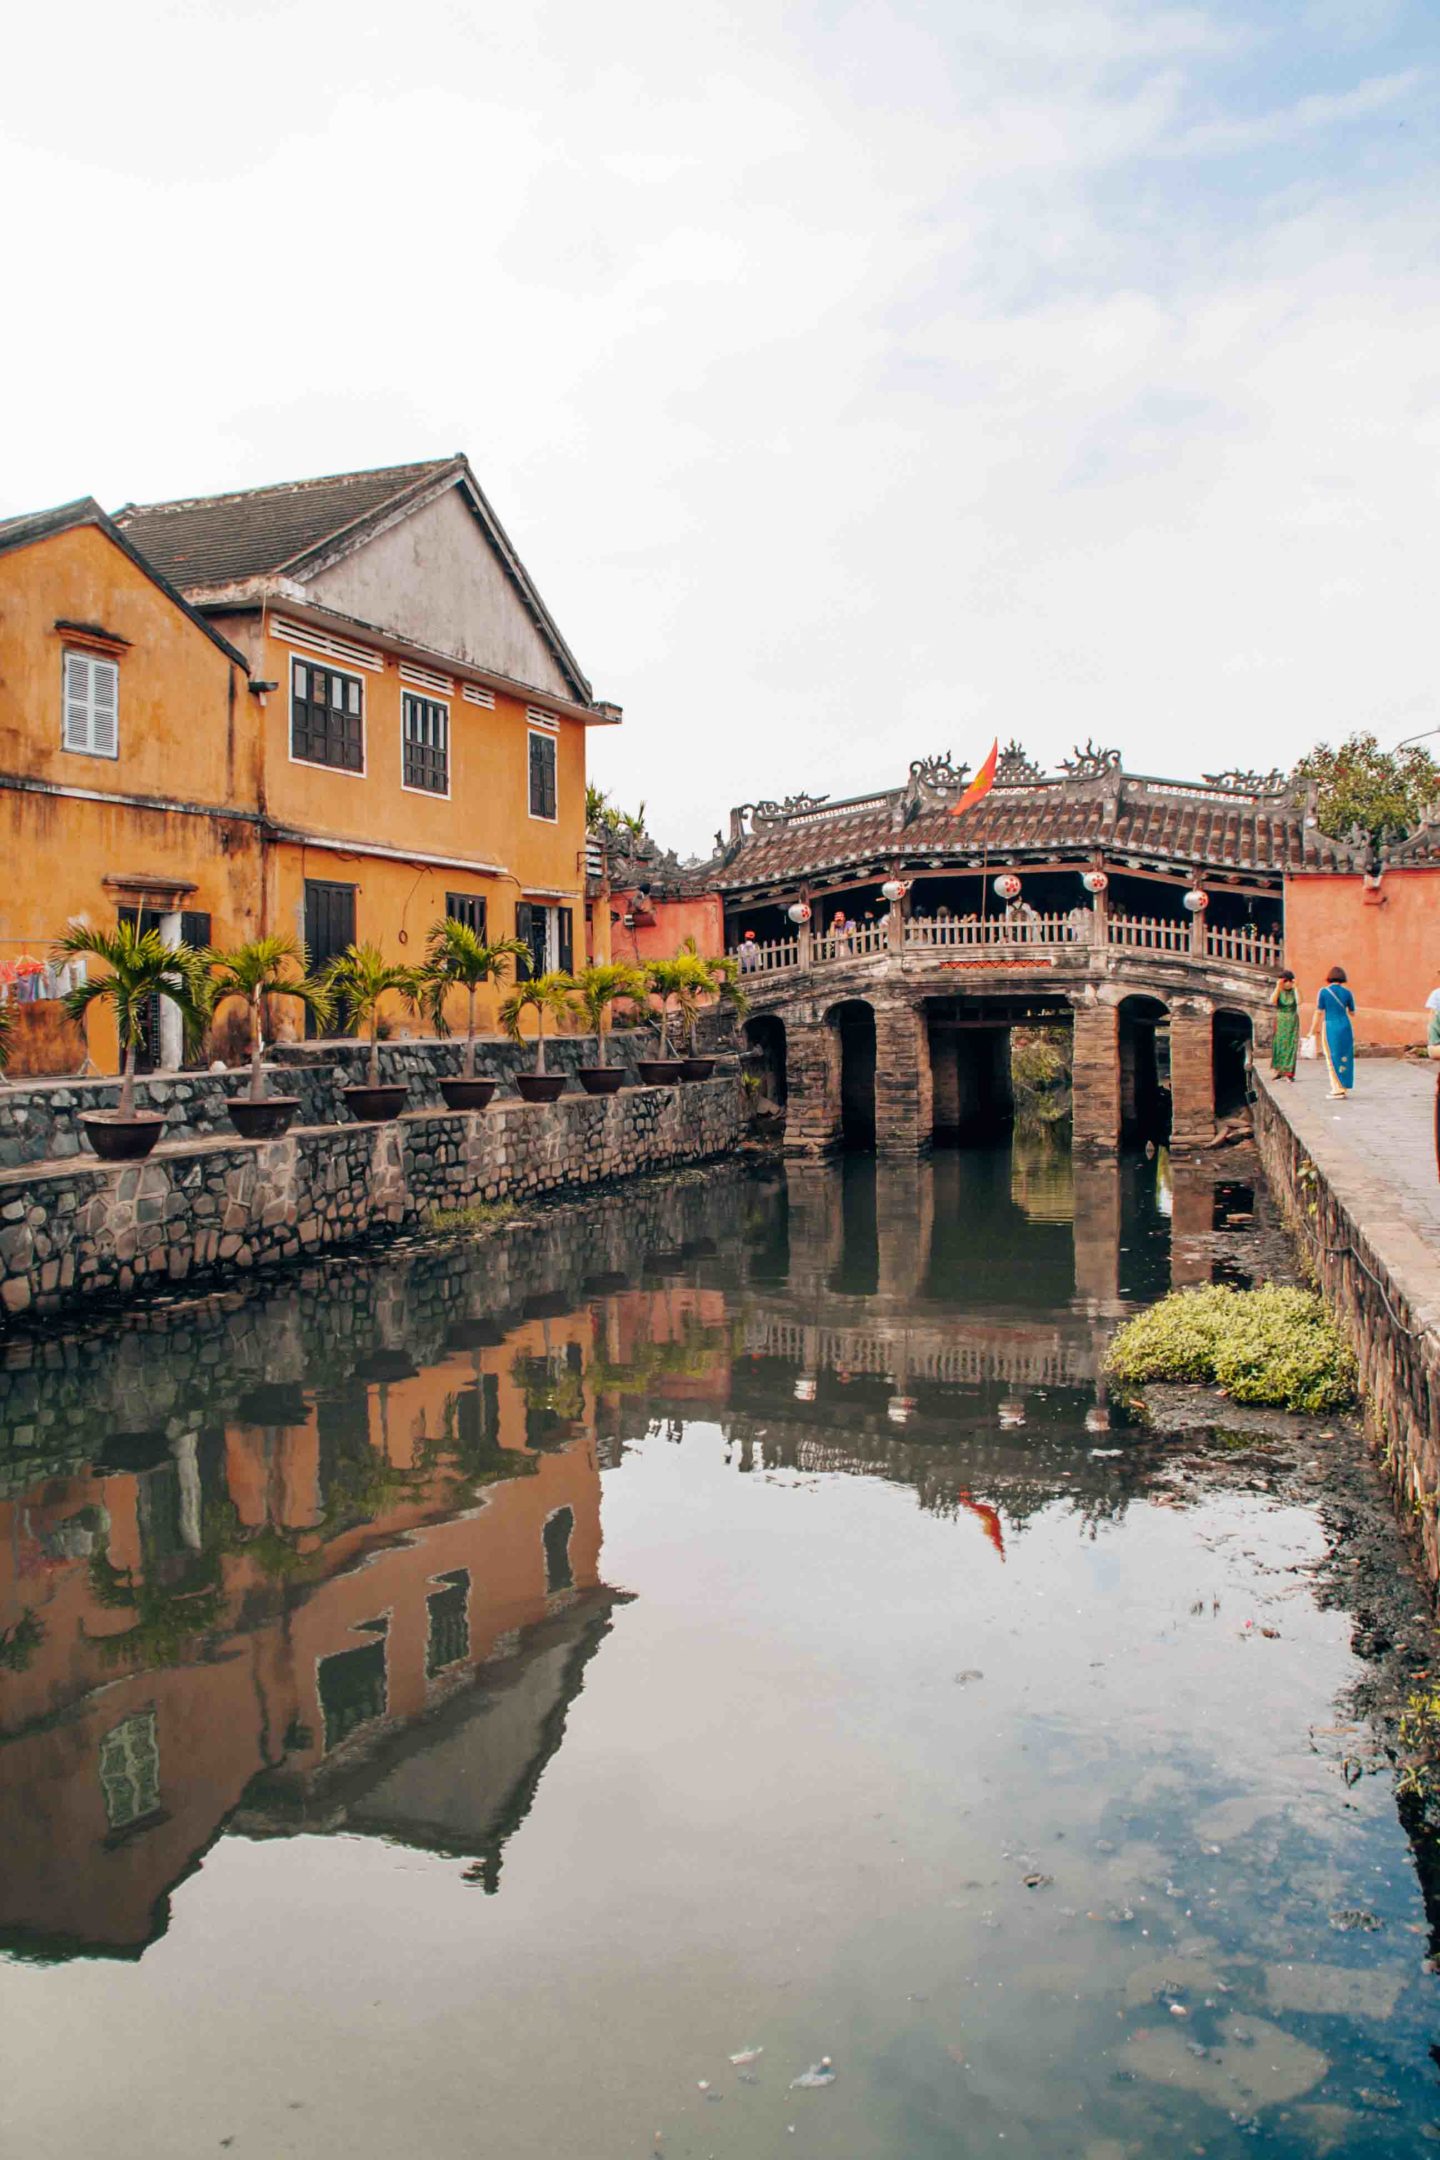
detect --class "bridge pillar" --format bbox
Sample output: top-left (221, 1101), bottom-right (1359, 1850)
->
top-left (875, 1160), bottom-right (933, 1298)
top-left (1170, 997), bottom-right (1215, 1149)
top-left (1071, 994), bottom-right (1122, 1152)
top-left (782, 1019), bottom-right (842, 1155)
top-left (874, 1002), bottom-right (933, 1154)
top-left (930, 1029), bottom-right (961, 1139)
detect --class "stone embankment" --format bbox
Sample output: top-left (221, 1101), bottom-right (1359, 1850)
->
top-left (0, 1078), bottom-right (741, 1323)
top-left (1253, 1062), bottom-right (1440, 1584)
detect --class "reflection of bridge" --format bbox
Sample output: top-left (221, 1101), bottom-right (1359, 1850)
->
top-left (702, 749), bottom-right (1344, 1153)
top-left (740, 1312), bottom-right (1094, 1391)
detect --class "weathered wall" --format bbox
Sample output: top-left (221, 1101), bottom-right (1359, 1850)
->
top-left (601, 892), bottom-right (726, 964)
top-left (1252, 1072), bottom-right (1440, 1582)
top-left (0, 1078), bottom-right (741, 1321)
top-left (0, 1035), bottom-right (694, 1170)
top-left (1284, 868), bottom-right (1440, 1048)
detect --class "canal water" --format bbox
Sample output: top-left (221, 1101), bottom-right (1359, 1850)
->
top-left (1, 1144), bottom-right (1436, 2157)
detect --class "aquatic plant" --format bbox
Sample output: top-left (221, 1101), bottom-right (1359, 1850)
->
top-left (426, 1200), bottom-right (518, 1234)
top-left (1105, 1283), bottom-right (1356, 1413)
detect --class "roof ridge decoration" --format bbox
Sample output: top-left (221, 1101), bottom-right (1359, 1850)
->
top-left (994, 740), bottom-right (1046, 785)
top-left (1201, 767), bottom-right (1291, 798)
top-left (1058, 740), bottom-right (1122, 781)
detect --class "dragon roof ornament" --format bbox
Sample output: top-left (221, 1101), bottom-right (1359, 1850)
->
top-left (994, 740), bottom-right (1045, 785)
top-left (1201, 767), bottom-right (1291, 797)
top-left (1058, 740), bottom-right (1122, 781)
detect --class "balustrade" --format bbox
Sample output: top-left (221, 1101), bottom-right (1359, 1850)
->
top-left (728, 913), bottom-right (1281, 980)
top-left (1204, 923), bottom-right (1284, 970)
top-left (1106, 915), bottom-right (1191, 954)
top-left (905, 911), bottom-right (1081, 949)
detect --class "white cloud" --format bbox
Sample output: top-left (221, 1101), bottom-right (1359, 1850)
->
top-left (2, 0), bottom-right (1437, 851)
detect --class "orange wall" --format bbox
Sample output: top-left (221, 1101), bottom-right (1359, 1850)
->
top-left (603, 891), bottom-right (724, 965)
top-left (1284, 869), bottom-right (1440, 1047)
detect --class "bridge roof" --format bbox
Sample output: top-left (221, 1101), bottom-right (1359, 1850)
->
top-left (696, 747), bottom-right (1358, 894)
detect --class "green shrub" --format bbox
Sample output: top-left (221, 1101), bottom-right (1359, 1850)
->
top-left (1105, 1283), bottom-right (1356, 1413)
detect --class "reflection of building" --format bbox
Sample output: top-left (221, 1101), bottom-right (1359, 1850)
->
top-left (0, 1309), bottom-right (606, 1960)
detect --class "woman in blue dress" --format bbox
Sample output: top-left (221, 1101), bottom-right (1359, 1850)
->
top-left (1309, 965), bottom-right (1356, 1099)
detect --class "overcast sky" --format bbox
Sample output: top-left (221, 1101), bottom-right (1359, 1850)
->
top-left (7, 1), bottom-right (1438, 854)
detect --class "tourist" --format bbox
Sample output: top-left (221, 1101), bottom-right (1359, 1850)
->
top-left (830, 909), bottom-right (854, 955)
top-left (739, 930), bottom-right (762, 974)
top-left (1309, 966), bottom-right (1356, 1100)
top-left (1269, 970), bottom-right (1300, 1082)
top-left (1426, 968), bottom-right (1440, 1056)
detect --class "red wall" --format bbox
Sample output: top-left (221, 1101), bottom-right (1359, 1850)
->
top-left (1284, 868), bottom-right (1440, 1047)
top-left (603, 891), bottom-right (724, 964)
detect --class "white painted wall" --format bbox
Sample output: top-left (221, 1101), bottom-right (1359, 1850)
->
top-left (306, 486), bottom-right (576, 700)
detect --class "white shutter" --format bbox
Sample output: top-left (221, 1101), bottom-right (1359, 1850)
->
top-left (62, 651), bottom-right (92, 751)
top-left (61, 650), bottom-right (119, 757)
top-left (90, 659), bottom-right (119, 757)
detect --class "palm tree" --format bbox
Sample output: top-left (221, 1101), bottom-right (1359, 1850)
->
top-left (421, 918), bottom-right (529, 1078)
top-left (569, 962), bottom-right (646, 1066)
top-left (498, 971), bottom-right (574, 1075)
top-left (206, 936), bottom-right (334, 1102)
top-left (678, 940), bottom-right (748, 1049)
top-left (324, 944), bottom-right (422, 1088)
top-left (646, 953), bottom-right (712, 1059)
top-left (53, 919), bottom-right (210, 1116)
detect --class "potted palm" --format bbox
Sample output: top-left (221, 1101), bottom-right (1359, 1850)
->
top-left (680, 948), bottom-right (747, 1080)
top-left (53, 919), bottom-right (210, 1160)
top-left (639, 956), bottom-right (701, 1084)
top-left (206, 935), bottom-right (334, 1139)
top-left (571, 962), bottom-right (645, 1094)
top-left (325, 943), bottom-right (422, 1121)
top-left (420, 917), bottom-right (529, 1111)
top-left (498, 971), bottom-right (574, 1101)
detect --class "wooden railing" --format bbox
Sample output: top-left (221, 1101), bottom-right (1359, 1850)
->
top-left (730, 914), bottom-right (1283, 981)
top-left (1107, 916), bottom-right (1191, 954)
top-left (906, 911), bottom-right (1082, 949)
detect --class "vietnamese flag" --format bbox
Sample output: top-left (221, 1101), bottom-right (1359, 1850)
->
top-left (949, 738), bottom-right (999, 818)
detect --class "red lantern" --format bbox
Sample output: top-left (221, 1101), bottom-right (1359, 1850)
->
top-left (1081, 870), bottom-right (1108, 895)
top-left (881, 878), bottom-right (908, 903)
top-left (1183, 887), bottom-right (1209, 913)
top-left (787, 902), bottom-right (811, 925)
top-left (993, 873), bottom-right (1022, 901)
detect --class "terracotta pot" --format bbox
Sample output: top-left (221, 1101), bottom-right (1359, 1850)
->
top-left (637, 1059), bottom-right (684, 1086)
top-left (439, 1077), bottom-right (498, 1111)
top-left (514, 1074), bottom-right (566, 1103)
top-left (81, 1111), bottom-right (165, 1161)
top-left (227, 1096), bottom-right (299, 1140)
top-left (577, 1066), bottom-right (625, 1095)
top-left (679, 1057), bottom-right (716, 1082)
top-left (343, 1083), bottom-right (409, 1122)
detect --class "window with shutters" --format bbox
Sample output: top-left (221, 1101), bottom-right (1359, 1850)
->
top-left (445, 891), bottom-right (487, 937)
top-left (291, 658), bottom-right (364, 772)
top-left (528, 730), bottom-right (557, 821)
top-left (62, 650), bottom-right (120, 759)
top-left (403, 692), bottom-right (449, 794)
top-left (99, 1708), bottom-right (161, 1832)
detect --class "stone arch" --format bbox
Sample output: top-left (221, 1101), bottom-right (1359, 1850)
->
top-left (826, 999), bottom-right (877, 1148)
top-left (744, 1013), bottom-right (788, 1107)
top-left (1117, 993), bottom-right (1171, 1144)
top-left (1212, 1006), bottom-right (1254, 1120)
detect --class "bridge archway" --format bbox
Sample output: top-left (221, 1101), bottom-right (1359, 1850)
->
top-left (1118, 995), bottom-right (1171, 1144)
top-left (744, 1014), bottom-right (788, 1107)
top-left (828, 1000), bottom-right (877, 1149)
top-left (1213, 1008), bottom-right (1253, 1120)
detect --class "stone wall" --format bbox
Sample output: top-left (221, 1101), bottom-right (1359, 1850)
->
top-left (0, 1032), bottom-right (699, 1172)
top-left (0, 1079), bottom-right (742, 1325)
top-left (1252, 1075), bottom-right (1440, 1583)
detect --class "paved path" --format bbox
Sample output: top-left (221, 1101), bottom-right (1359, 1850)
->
top-left (1257, 1055), bottom-right (1440, 1246)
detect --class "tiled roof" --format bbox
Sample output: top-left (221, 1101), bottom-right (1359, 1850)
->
top-left (114, 457), bottom-right (461, 589)
top-left (693, 767), bottom-right (1360, 893)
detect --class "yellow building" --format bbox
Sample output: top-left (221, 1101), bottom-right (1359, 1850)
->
top-left (0, 458), bottom-right (619, 1073)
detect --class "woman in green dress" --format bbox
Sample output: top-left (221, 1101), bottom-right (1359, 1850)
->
top-left (1269, 970), bottom-right (1300, 1080)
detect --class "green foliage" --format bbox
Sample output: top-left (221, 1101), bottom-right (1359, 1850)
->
top-left (568, 962), bottom-right (646, 1061)
top-left (586, 785), bottom-right (646, 839)
top-left (425, 1199), bottom-right (517, 1233)
top-left (1106, 1283), bottom-right (1356, 1413)
top-left (498, 970), bottom-right (574, 1072)
top-left (0, 1608), bottom-right (43, 1671)
top-left (421, 918), bottom-right (529, 1074)
top-left (1011, 1029), bottom-right (1070, 1094)
top-left (205, 934), bottom-right (334, 1099)
top-left (1293, 731), bottom-right (1440, 848)
top-left (54, 918), bottom-right (210, 1111)
top-left (324, 942), bottom-right (423, 1084)
top-left (86, 1547), bottom-right (226, 1668)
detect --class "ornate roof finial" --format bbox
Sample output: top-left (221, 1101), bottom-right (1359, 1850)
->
top-left (1059, 740), bottom-right (1122, 781)
top-left (994, 740), bottom-right (1044, 784)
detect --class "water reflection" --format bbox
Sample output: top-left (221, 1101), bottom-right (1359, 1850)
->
top-left (2, 1142), bottom-right (1435, 2157)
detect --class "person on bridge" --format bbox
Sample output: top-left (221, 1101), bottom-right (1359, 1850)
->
top-left (739, 930), bottom-right (762, 975)
top-left (1269, 970), bottom-right (1300, 1080)
top-left (1309, 966), bottom-right (1356, 1100)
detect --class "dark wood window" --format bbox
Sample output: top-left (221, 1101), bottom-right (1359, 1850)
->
top-left (557, 906), bottom-right (573, 976)
top-left (528, 730), bottom-right (557, 820)
top-left (515, 902), bottom-right (545, 980)
top-left (403, 692), bottom-right (449, 794)
top-left (426, 1572), bottom-right (470, 1676)
top-left (445, 891), bottom-right (487, 937)
top-left (291, 658), bottom-right (363, 772)
top-left (303, 880), bottom-right (356, 1037)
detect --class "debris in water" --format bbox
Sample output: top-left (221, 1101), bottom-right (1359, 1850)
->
top-left (790, 2057), bottom-right (836, 2089)
top-left (728, 2047), bottom-right (763, 2068)
top-left (1329, 1909), bottom-right (1382, 1933)
top-left (953, 1670), bottom-right (984, 1685)
top-left (1023, 1872), bottom-right (1054, 1890)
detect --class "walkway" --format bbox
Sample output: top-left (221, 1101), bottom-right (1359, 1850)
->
top-left (1258, 1056), bottom-right (1440, 1248)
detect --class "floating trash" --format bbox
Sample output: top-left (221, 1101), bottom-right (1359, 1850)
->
top-left (790, 2057), bottom-right (836, 2089)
